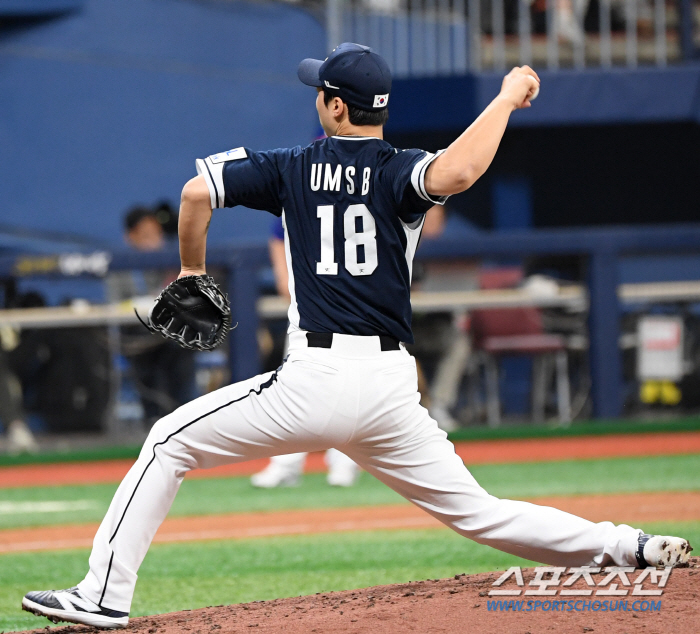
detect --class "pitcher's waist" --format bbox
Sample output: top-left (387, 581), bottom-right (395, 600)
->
top-left (288, 330), bottom-right (401, 356)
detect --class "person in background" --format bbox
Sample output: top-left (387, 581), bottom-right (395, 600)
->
top-left (0, 331), bottom-right (37, 454)
top-left (107, 206), bottom-right (196, 427)
top-left (251, 216), bottom-right (361, 488)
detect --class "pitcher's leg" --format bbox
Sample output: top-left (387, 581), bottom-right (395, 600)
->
top-left (347, 413), bottom-right (640, 568)
top-left (78, 369), bottom-right (304, 612)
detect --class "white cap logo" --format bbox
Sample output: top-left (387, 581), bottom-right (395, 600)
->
top-left (373, 93), bottom-right (389, 108)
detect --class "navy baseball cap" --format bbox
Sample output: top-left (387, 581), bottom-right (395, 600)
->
top-left (298, 43), bottom-right (392, 111)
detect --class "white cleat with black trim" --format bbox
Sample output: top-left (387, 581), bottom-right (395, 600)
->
top-left (250, 463), bottom-right (301, 488)
top-left (22, 586), bottom-right (129, 629)
top-left (636, 533), bottom-right (693, 568)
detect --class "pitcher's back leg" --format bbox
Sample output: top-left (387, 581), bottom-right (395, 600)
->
top-left (346, 411), bottom-right (640, 568)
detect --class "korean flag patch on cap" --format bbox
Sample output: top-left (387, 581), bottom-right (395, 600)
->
top-left (210, 147), bottom-right (247, 164)
top-left (373, 93), bottom-right (389, 108)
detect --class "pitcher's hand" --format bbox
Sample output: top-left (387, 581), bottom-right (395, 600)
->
top-left (499, 66), bottom-right (540, 110)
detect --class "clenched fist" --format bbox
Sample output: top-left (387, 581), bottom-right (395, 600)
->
top-left (499, 66), bottom-right (540, 110)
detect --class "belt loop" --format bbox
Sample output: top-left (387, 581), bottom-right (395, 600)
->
top-left (306, 332), bottom-right (333, 348)
top-left (379, 335), bottom-right (400, 351)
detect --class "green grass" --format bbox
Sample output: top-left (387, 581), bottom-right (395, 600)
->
top-left (470, 453), bottom-right (700, 498)
top-left (448, 415), bottom-right (700, 441)
top-left (1, 454), bottom-right (699, 529)
top-left (0, 444), bottom-right (143, 468)
top-left (3, 521), bottom-right (699, 633)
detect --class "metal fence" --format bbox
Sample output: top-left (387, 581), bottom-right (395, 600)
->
top-left (326, 0), bottom-right (700, 75)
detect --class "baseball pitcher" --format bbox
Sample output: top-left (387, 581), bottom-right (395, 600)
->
top-left (22, 43), bottom-right (691, 628)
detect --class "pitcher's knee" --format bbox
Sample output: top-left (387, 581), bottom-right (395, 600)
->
top-left (139, 416), bottom-right (174, 454)
top-left (139, 416), bottom-right (200, 470)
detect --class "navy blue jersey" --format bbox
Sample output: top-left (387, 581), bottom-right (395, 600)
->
top-left (196, 136), bottom-right (446, 343)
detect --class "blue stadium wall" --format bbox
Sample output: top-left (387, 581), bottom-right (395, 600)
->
top-left (386, 67), bottom-right (700, 231)
top-left (2, 0), bottom-right (700, 246)
top-left (0, 0), bottom-right (325, 246)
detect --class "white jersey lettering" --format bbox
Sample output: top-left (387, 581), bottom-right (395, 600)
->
top-left (361, 167), bottom-right (371, 196)
top-left (345, 165), bottom-right (356, 194)
top-left (323, 164), bottom-right (342, 192)
top-left (310, 164), bottom-right (322, 191)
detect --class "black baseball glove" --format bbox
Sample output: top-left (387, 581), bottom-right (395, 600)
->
top-left (136, 275), bottom-right (232, 351)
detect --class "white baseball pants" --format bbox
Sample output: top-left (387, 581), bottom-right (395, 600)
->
top-left (79, 331), bottom-right (641, 612)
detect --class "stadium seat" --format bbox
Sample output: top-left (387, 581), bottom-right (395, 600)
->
top-left (470, 269), bottom-right (571, 427)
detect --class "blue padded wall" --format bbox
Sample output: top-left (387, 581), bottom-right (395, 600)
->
top-left (0, 0), bottom-right (325, 246)
top-left (388, 65), bottom-right (700, 134)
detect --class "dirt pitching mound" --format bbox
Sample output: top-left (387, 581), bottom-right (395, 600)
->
top-left (20, 558), bottom-right (699, 634)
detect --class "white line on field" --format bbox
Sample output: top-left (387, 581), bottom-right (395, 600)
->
top-left (0, 501), bottom-right (98, 514)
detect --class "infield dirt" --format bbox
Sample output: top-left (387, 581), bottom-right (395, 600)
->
top-left (3, 431), bottom-right (700, 488)
top-left (18, 558), bottom-right (700, 634)
top-left (3, 491), bottom-right (700, 553)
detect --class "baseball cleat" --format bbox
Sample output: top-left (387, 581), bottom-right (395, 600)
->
top-left (22, 587), bottom-right (129, 629)
top-left (636, 533), bottom-right (693, 568)
top-left (250, 463), bottom-right (301, 488)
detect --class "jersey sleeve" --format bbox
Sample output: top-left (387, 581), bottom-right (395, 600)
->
top-left (195, 147), bottom-right (286, 216)
top-left (382, 148), bottom-right (450, 224)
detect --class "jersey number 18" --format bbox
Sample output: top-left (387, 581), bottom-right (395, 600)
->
top-left (316, 204), bottom-right (378, 277)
